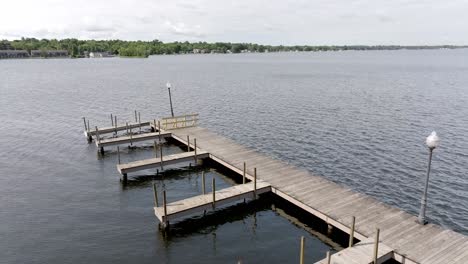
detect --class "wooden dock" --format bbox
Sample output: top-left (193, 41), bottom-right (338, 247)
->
top-left (95, 131), bottom-right (171, 148)
top-left (154, 181), bottom-right (271, 225)
top-left (315, 238), bottom-right (394, 264)
top-left (117, 151), bottom-right (209, 175)
top-left (85, 121), bottom-right (152, 138)
top-left (83, 116), bottom-right (468, 263)
top-left (164, 126), bottom-right (468, 264)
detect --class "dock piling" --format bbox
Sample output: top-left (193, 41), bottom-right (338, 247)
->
top-left (254, 167), bottom-right (257, 199)
top-left (160, 145), bottom-right (164, 170)
top-left (138, 112), bottom-right (141, 133)
top-left (187, 135), bottom-right (190, 152)
top-left (114, 115), bottom-right (117, 135)
top-left (83, 117), bottom-right (87, 131)
top-left (194, 138), bottom-right (197, 163)
top-left (349, 216), bottom-right (356, 247)
top-left (87, 120), bottom-right (90, 132)
top-left (299, 236), bottom-right (305, 264)
top-left (129, 126), bottom-right (133, 146)
top-left (212, 178), bottom-right (216, 208)
top-left (373, 228), bottom-right (380, 264)
top-left (202, 171), bottom-right (206, 194)
top-left (158, 121), bottom-right (161, 141)
top-left (163, 190), bottom-right (168, 227)
top-left (117, 146), bottom-right (121, 164)
top-left (243, 162), bottom-right (246, 184)
top-left (152, 119), bottom-right (156, 132)
top-left (153, 141), bottom-right (158, 158)
top-left (153, 183), bottom-right (159, 207)
top-left (125, 122), bottom-right (129, 134)
top-left (111, 114), bottom-right (114, 127)
top-left (326, 251), bottom-right (331, 264)
top-left (134, 110), bottom-right (137, 123)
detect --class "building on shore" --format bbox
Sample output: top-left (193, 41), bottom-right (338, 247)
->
top-left (30, 50), bottom-right (69, 58)
top-left (0, 50), bottom-right (30, 59)
top-left (84, 51), bottom-right (113, 58)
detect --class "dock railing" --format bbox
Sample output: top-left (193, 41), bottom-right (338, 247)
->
top-left (161, 113), bottom-right (199, 130)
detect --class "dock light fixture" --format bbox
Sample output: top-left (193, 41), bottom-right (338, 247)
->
top-left (166, 82), bottom-right (174, 117)
top-left (418, 131), bottom-right (440, 225)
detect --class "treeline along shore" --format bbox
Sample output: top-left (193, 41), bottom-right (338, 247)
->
top-left (1, 37), bottom-right (467, 59)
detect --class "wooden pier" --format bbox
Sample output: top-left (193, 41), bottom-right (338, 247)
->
top-left (117, 151), bottom-right (209, 175)
top-left (154, 181), bottom-right (271, 226)
top-left (84, 116), bottom-right (468, 263)
top-left (95, 131), bottom-right (171, 148)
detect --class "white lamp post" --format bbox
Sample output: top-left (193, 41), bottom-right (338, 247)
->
top-left (418, 131), bottom-right (440, 225)
top-left (166, 82), bottom-right (174, 117)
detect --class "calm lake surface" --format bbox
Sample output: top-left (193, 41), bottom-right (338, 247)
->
top-left (1, 49), bottom-right (467, 263)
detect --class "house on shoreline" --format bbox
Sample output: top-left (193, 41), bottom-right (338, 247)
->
top-left (0, 50), bottom-right (30, 59)
top-left (30, 50), bottom-right (68, 58)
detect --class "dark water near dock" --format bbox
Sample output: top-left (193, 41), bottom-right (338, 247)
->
top-left (1, 49), bottom-right (467, 263)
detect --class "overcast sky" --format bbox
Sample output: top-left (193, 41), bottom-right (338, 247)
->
top-left (1, 0), bottom-right (467, 45)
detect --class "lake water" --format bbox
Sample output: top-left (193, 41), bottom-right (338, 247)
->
top-left (1, 49), bottom-right (467, 263)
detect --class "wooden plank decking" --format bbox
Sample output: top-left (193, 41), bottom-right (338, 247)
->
top-left (96, 131), bottom-right (171, 148)
top-left (117, 151), bottom-right (209, 175)
top-left (154, 181), bottom-right (271, 223)
top-left (85, 121), bottom-right (152, 137)
top-left (165, 126), bottom-right (468, 264)
top-left (315, 238), bottom-right (393, 264)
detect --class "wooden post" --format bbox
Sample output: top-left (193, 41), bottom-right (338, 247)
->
top-left (95, 126), bottom-right (100, 144)
top-left (163, 190), bottom-right (168, 226)
top-left (254, 167), bottom-right (257, 199)
top-left (300, 236), bottom-right (305, 264)
top-left (87, 120), bottom-right (90, 132)
top-left (129, 126), bottom-right (133, 146)
top-left (117, 146), bottom-right (121, 164)
top-left (243, 162), bottom-right (246, 184)
top-left (153, 141), bottom-right (158, 158)
top-left (114, 115), bottom-right (117, 134)
top-left (111, 114), bottom-right (114, 126)
top-left (326, 251), bottom-right (331, 264)
top-left (153, 183), bottom-right (159, 207)
top-left (126, 122), bottom-right (129, 134)
top-left (349, 216), bottom-right (356, 247)
top-left (83, 117), bottom-right (87, 131)
top-left (134, 110), bottom-right (137, 123)
top-left (160, 145), bottom-right (164, 170)
top-left (153, 119), bottom-right (156, 132)
top-left (187, 135), bottom-right (190, 152)
top-left (158, 121), bottom-right (161, 141)
top-left (138, 112), bottom-right (141, 133)
top-left (212, 178), bottom-right (216, 208)
top-left (373, 228), bottom-right (380, 264)
top-left (202, 171), bottom-right (206, 194)
top-left (194, 138), bottom-right (197, 163)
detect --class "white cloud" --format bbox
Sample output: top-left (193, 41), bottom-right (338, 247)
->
top-left (0, 0), bottom-right (467, 45)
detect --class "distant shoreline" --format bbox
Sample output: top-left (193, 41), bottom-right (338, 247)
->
top-left (1, 38), bottom-right (467, 59)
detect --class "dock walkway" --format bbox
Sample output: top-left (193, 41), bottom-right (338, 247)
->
top-left (154, 181), bottom-right (271, 224)
top-left (166, 126), bottom-right (468, 264)
top-left (96, 131), bottom-right (171, 148)
top-left (117, 151), bottom-right (209, 175)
